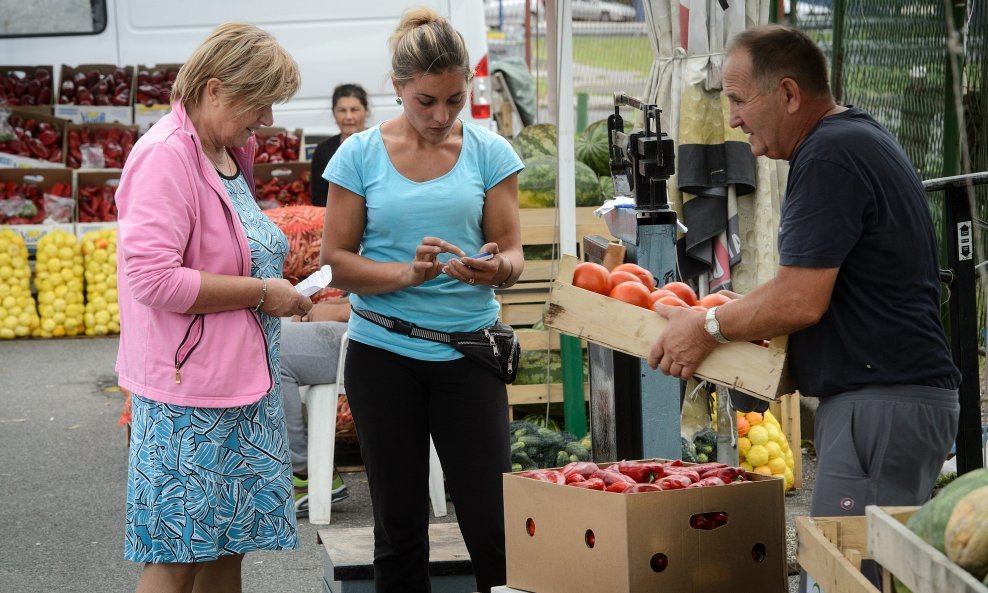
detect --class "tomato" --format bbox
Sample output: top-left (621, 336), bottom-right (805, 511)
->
top-left (662, 281), bottom-right (698, 306)
top-left (647, 288), bottom-right (676, 307)
top-left (609, 281), bottom-right (652, 309)
top-left (572, 262), bottom-right (611, 295)
top-left (651, 295), bottom-right (687, 311)
top-left (697, 292), bottom-right (732, 309)
top-left (609, 270), bottom-right (644, 287)
top-left (611, 263), bottom-right (656, 291)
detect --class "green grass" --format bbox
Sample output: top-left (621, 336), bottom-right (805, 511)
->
top-left (530, 35), bottom-right (653, 77)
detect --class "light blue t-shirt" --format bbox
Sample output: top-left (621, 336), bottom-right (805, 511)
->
top-left (325, 120), bottom-right (523, 361)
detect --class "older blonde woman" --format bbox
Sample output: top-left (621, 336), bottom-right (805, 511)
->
top-left (115, 22), bottom-right (312, 593)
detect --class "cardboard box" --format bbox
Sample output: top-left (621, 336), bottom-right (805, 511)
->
top-left (0, 65), bottom-right (56, 112)
top-left (0, 108), bottom-right (69, 167)
top-left (55, 64), bottom-right (134, 124)
top-left (797, 506), bottom-right (987, 593)
top-left (544, 255), bottom-right (792, 402)
top-left (75, 168), bottom-right (121, 224)
top-left (76, 221), bottom-right (117, 239)
top-left (65, 122), bottom-right (139, 169)
top-left (132, 64), bottom-right (180, 133)
top-left (504, 465), bottom-right (788, 593)
top-left (254, 126), bottom-right (304, 162)
top-left (254, 162), bottom-right (311, 208)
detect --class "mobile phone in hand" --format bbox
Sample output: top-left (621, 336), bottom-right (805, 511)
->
top-left (466, 251), bottom-right (494, 262)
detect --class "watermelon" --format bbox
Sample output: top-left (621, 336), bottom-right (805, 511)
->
top-left (512, 123), bottom-right (557, 160)
top-left (576, 119), bottom-right (611, 177)
top-left (517, 155), bottom-right (602, 208)
top-left (598, 176), bottom-right (615, 200)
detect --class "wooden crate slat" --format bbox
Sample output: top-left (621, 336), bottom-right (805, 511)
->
top-left (516, 329), bottom-right (562, 351)
top-left (796, 516), bottom-right (878, 593)
top-left (867, 506), bottom-right (985, 593)
top-left (517, 260), bottom-right (557, 283)
top-left (507, 382), bottom-right (589, 406)
top-left (501, 303), bottom-right (546, 328)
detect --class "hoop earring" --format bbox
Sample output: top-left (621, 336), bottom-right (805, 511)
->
top-left (396, 97), bottom-right (402, 105)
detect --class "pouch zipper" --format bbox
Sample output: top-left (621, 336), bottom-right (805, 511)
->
top-left (174, 314), bottom-right (205, 384)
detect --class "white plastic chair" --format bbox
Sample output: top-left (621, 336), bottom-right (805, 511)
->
top-left (299, 331), bottom-right (447, 524)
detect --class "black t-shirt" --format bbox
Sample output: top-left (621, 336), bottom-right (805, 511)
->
top-left (779, 107), bottom-right (960, 397)
top-left (309, 134), bottom-right (342, 207)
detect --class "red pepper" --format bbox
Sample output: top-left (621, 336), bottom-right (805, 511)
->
top-left (660, 467), bottom-right (700, 483)
top-left (605, 481), bottom-right (632, 493)
top-left (568, 477), bottom-right (605, 490)
top-left (614, 460), bottom-right (666, 483)
top-left (561, 461), bottom-right (599, 480)
top-left (565, 473), bottom-right (586, 484)
top-left (687, 476), bottom-right (731, 488)
top-left (590, 469), bottom-right (636, 486)
top-left (689, 462), bottom-right (729, 474)
top-left (265, 135), bottom-right (283, 156)
top-left (699, 467), bottom-right (744, 483)
top-left (624, 483), bottom-right (662, 493)
top-left (655, 475), bottom-right (692, 490)
top-left (517, 470), bottom-right (566, 485)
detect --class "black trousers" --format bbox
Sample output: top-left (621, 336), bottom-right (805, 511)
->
top-left (344, 340), bottom-right (511, 593)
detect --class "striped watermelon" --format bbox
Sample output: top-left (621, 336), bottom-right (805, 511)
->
top-left (576, 119), bottom-right (611, 177)
top-left (512, 123), bottom-right (557, 160)
top-left (517, 155), bottom-right (602, 208)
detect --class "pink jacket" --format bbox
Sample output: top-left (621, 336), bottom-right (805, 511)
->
top-left (115, 101), bottom-right (272, 407)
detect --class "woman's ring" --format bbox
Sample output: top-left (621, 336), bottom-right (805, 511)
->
top-left (469, 277), bottom-right (475, 285)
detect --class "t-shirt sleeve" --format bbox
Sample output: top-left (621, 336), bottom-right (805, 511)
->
top-left (778, 158), bottom-right (870, 268)
top-left (481, 131), bottom-right (524, 190)
top-left (324, 134), bottom-right (365, 197)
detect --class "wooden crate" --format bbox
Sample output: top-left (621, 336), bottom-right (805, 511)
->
top-left (797, 506), bottom-right (987, 593)
top-left (502, 207), bottom-right (610, 415)
top-left (545, 254), bottom-right (792, 402)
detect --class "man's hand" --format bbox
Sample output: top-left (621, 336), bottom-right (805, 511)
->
top-left (647, 304), bottom-right (718, 380)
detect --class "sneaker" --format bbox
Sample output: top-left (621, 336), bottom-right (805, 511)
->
top-left (331, 472), bottom-right (349, 503)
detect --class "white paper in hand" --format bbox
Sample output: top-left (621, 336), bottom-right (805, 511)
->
top-left (295, 265), bottom-right (333, 297)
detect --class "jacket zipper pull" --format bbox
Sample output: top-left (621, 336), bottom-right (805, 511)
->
top-left (175, 363), bottom-right (182, 384)
top-left (485, 329), bottom-right (499, 356)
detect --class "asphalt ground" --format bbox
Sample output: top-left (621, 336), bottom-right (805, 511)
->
top-left (0, 336), bottom-right (812, 592)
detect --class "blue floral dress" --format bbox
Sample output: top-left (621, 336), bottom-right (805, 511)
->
top-left (124, 167), bottom-right (298, 563)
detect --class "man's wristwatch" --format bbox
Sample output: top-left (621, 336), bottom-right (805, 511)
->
top-left (704, 306), bottom-right (729, 344)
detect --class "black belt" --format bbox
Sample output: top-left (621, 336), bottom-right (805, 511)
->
top-left (352, 308), bottom-right (452, 345)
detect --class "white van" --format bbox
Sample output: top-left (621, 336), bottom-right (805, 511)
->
top-left (0, 0), bottom-right (494, 138)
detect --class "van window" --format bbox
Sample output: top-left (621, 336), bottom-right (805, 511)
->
top-left (0, 0), bottom-right (107, 37)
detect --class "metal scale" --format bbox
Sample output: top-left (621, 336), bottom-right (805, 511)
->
top-left (582, 93), bottom-right (684, 463)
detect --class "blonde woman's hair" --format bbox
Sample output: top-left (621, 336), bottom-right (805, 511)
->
top-left (172, 22), bottom-right (301, 117)
top-left (389, 7), bottom-right (473, 85)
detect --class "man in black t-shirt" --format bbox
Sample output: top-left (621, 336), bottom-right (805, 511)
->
top-left (647, 25), bottom-right (960, 590)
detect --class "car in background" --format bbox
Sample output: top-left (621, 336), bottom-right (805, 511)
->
top-left (484, 0), bottom-right (543, 28)
top-left (571, 0), bottom-right (637, 22)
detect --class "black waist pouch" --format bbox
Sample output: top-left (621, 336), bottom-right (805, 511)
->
top-left (353, 309), bottom-right (520, 384)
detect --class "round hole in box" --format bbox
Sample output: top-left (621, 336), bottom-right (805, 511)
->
top-left (751, 542), bottom-right (767, 562)
top-left (649, 553), bottom-right (668, 572)
top-left (525, 518), bottom-right (536, 537)
top-left (584, 529), bottom-right (595, 548)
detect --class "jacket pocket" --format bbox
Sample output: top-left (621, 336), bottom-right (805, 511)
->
top-left (173, 314), bottom-right (205, 384)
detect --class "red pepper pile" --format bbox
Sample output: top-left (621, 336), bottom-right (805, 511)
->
top-left (0, 114), bottom-right (63, 164)
top-left (254, 131), bottom-right (301, 163)
top-left (78, 181), bottom-right (119, 222)
top-left (59, 68), bottom-right (132, 107)
top-left (255, 171), bottom-right (311, 209)
top-left (517, 459), bottom-right (749, 493)
top-left (0, 68), bottom-right (53, 107)
top-left (135, 67), bottom-right (177, 107)
top-left (67, 125), bottom-right (136, 169)
top-left (0, 180), bottom-right (70, 225)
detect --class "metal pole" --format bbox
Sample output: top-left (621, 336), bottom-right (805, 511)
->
top-left (831, 0), bottom-right (847, 104)
top-left (942, 0), bottom-right (967, 177)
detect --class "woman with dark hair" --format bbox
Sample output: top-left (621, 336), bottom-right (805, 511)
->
top-left (309, 83), bottom-right (369, 205)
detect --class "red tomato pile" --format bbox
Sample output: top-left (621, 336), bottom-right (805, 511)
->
top-left (67, 125), bottom-right (137, 169)
top-left (0, 68), bottom-right (53, 107)
top-left (58, 68), bottom-right (131, 107)
top-left (573, 262), bottom-right (726, 313)
top-left (135, 67), bottom-right (178, 107)
top-left (254, 131), bottom-right (301, 163)
top-left (0, 114), bottom-right (63, 164)
top-left (517, 459), bottom-right (750, 493)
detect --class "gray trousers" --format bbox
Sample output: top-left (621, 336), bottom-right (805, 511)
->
top-left (279, 320), bottom-right (348, 474)
top-left (800, 384), bottom-right (959, 592)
